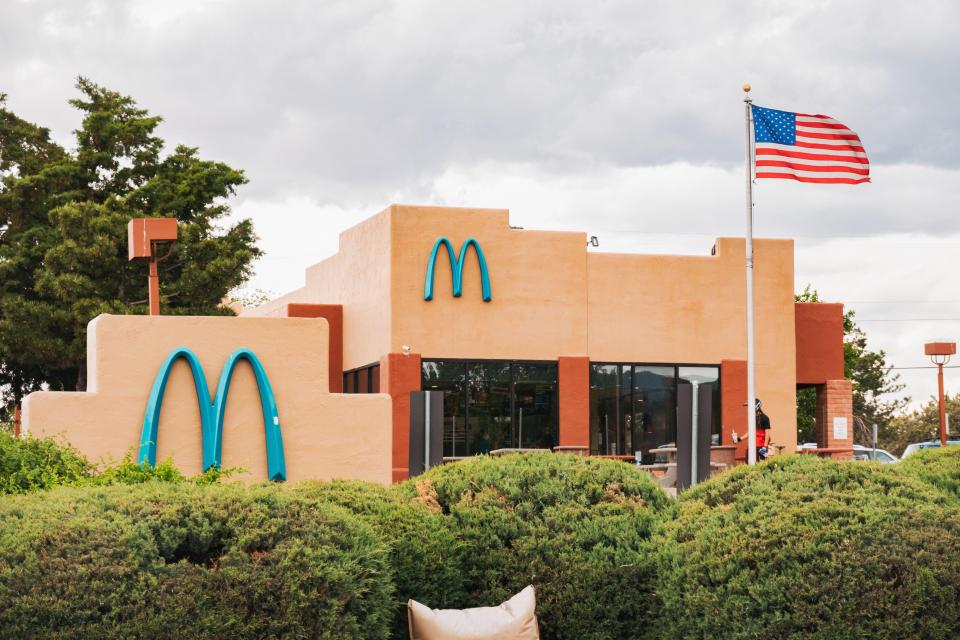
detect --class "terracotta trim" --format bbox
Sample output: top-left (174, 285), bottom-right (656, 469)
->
top-left (558, 356), bottom-right (590, 449)
top-left (285, 304), bottom-right (344, 393)
top-left (795, 302), bottom-right (845, 385)
top-left (721, 359), bottom-right (747, 454)
top-left (381, 352), bottom-right (422, 482)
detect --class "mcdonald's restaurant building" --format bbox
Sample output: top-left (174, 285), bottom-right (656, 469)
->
top-left (246, 204), bottom-right (852, 482)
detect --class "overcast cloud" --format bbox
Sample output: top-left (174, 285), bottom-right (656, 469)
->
top-left (2, 0), bottom-right (959, 411)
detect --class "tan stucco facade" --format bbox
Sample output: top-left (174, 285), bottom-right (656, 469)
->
top-left (24, 315), bottom-right (392, 483)
top-left (251, 204), bottom-right (799, 452)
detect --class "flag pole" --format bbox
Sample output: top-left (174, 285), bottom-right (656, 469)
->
top-left (743, 83), bottom-right (757, 465)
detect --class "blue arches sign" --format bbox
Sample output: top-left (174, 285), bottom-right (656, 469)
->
top-left (137, 347), bottom-right (287, 481)
top-left (423, 237), bottom-right (492, 302)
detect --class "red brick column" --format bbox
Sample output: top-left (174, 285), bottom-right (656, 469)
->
top-left (816, 379), bottom-right (854, 459)
top-left (721, 359), bottom-right (748, 461)
top-left (286, 303), bottom-right (344, 393)
top-left (557, 356), bottom-right (590, 455)
top-left (381, 352), bottom-right (422, 482)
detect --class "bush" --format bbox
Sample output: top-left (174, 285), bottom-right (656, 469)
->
top-left (397, 453), bottom-right (673, 640)
top-left (0, 430), bottom-right (92, 494)
top-left (0, 430), bottom-right (238, 495)
top-left (898, 447), bottom-right (960, 501)
top-left (291, 479), bottom-right (467, 639)
top-left (656, 455), bottom-right (960, 639)
top-left (0, 482), bottom-right (394, 640)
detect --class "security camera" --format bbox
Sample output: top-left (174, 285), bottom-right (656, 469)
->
top-left (401, 345), bottom-right (411, 355)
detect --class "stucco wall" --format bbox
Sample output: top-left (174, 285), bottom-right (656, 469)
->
top-left (389, 205), bottom-right (589, 360)
top-left (245, 210), bottom-right (393, 370)
top-left (587, 237), bottom-right (797, 450)
top-left (23, 314), bottom-right (391, 484)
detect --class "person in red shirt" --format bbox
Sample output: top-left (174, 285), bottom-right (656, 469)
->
top-left (734, 399), bottom-right (772, 460)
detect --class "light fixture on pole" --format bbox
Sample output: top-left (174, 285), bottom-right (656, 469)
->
top-left (128, 218), bottom-right (178, 316)
top-left (924, 341), bottom-right (956, 447)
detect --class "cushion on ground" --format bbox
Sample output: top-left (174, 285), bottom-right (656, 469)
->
top-left (407, 585), bottom-right (539, 640)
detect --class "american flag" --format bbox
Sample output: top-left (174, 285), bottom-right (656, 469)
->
top-left (751, 105), bottom-right (870, 184)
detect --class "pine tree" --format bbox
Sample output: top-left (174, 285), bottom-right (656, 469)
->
top-left (0, 79), bottom-right (260, 406)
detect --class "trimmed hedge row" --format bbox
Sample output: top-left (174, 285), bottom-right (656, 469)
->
top-left (0, 482), bottom-right (394, 640)
top-left (897, 446), bottom-right (960, 502)
top-left (657, 455), bottom-right (960, 640)
top-left (396, 453), bottom-right (674, 640)
top-left (290, 480), bottom-right (468, 639)
top-left (5, 449), bottom-right (960, 639)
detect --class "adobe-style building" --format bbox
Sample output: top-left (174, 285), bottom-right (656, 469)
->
top-left (247, 204), bottom-right (851, 482)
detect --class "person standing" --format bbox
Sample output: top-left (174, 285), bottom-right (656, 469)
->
top-left (733, 399), bottom-right (772, 460)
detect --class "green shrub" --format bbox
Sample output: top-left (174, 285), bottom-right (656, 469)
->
top-left (0, 482), bottom-right (394, 640)
top-left (0, 430), bottom-right (238, 495)
top-left (291, 479), bottom-right (467, 639)
top-left (0, 430), bottom-right (92, 494)
top-left (656, 455), bottom-right (960, 640)
top-left (898, 447), bottom-right (960, 501)
top-left (397, 453), bottom-right (673, 640)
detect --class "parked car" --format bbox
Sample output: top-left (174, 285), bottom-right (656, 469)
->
top-left (798, 442), bottom-right (898, 464)
top-left (901, 438), bottom-right (960, 458)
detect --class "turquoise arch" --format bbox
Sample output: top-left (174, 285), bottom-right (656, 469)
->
top-left (423, 237), bottom-right (492, 302)
top-left (137, 347), bottom-right (287, 481)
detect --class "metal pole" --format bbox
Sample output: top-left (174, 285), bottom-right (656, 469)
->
top-left (872, 423), bottom-right (878, 458)
top-left (691, 381), bottom-right (700, 485)
top-left (518, 407), bottom-right (523, 449)
top-left (743, 84), bottom-right (758, 465)
top-left (148, 255), bottom-right (161, 316)
top-left (938, 363), bottom-right (947, 446)
top-left (424, 391), bottom-right (431, 471)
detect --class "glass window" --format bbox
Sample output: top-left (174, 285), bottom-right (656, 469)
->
top-left (632, 366), bottom-right (677, 463)
top-left (467, 362), bottom-right (512, 454)
top-left (678, 366), bottom-right (721, 443)
top-left (590, 364), bottom-right (619, 455)
top-left (370, 365), bottom-right (380, 393)
top-left (423, 361), bottom-right (467, 457)
top-left (422, 360), bottom-right (558, 457)
top-left (513, 363), bottom-right (558, 450)
top-left (343, 372), bottom-right (353, 394)
top-left (590, 363), bottom-right (721, 462)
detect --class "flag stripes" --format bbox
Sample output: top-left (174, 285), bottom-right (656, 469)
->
top-left (752, 106), bottom-right (869, 184)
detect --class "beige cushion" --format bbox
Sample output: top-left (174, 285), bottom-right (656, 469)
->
top-left (407, 585), bottom-right (540, 640)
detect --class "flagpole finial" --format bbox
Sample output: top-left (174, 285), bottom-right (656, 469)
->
top-left (743, 83), bottom-right (751, 93)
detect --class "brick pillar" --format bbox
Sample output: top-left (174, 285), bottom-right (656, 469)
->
top-left (721, 359), bottom-right (748, 461)
top-left (815, 379), bottom-right (854, 459)
top-left (556, 356), bottom-right (590, 455)
top-left (285, 303), bottom-right (344, 393)
top-left (381, 352), bottom-right (422, 483)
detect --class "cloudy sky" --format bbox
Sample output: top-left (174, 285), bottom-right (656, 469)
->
top-left (2, 0), bottom-right (958, 411)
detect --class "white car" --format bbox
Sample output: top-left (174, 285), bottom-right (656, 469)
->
top-left (901, 439), bottom-right (960, 458)
top-left (798, 442), bottom-right (898, 464)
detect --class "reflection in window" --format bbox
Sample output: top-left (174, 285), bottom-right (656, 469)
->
top-left (422, 360), bottom-right (558, 457)
top-left (632, 366), bottom-right (677, 462)
top-left (590, 364), bottom-right (720, 463)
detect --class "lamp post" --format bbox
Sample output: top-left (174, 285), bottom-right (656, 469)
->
top-left (128, 218), bottom-right (178, 315)
top-left (924, 341), bottom-right (956, 447)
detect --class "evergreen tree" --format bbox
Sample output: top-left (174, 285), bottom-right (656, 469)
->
top-left (795, 286), bottom-right (908, 448)
top-left (0, 79), bottom-right (260, 406)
